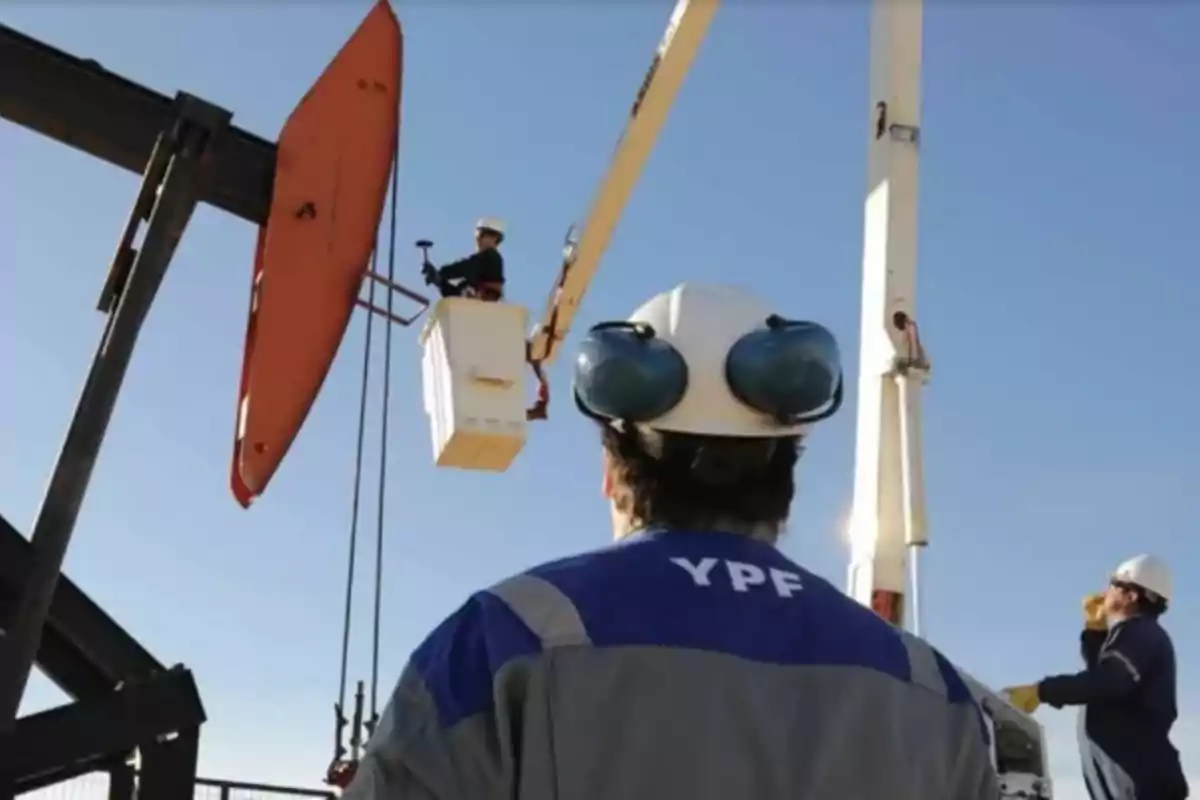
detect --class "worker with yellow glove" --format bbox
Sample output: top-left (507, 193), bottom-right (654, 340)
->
top-left (1003, 555), bottom-right (1188, 800)
top-left (1004, 593), bottom-right (1107, 714)
top-left (1083, 591), bottom-right (1108, 630)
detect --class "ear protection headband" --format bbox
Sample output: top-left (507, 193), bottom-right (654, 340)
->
top-left (574, 314), bottom-right (843, 429)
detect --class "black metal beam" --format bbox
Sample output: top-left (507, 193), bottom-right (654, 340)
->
top-left (7, 665), bottom-right (206, 796)
top-left (108, 763), bottom-right (136, 800)
top-left (0, 22), bottom-right (276, 224)
top-left (0, 582), bottom-right (110, 701)
top-left (0, 513), bottom-right (162, 699)
top-left (138, 722), bottom-right (201, 800)
top-left (0, 93), bottom-right (231, 729)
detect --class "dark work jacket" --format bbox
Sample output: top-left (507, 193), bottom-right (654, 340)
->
top-left (437, 247), bottom-right (504, 287)
top-left (1039, 616), bottom-right (1188, 800)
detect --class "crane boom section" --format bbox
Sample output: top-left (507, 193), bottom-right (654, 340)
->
top-left (846, 0), bottom-right (926, 625)
top-left (527, 0), bottom-right (719, 366)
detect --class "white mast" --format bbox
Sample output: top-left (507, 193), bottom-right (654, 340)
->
top-left (845, 0), bottom-right (930, 634)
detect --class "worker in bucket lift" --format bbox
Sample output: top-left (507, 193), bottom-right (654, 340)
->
top-left (422, 217), bottom-right (506, 301)
top-left (342, 282), bottom-right (1000, 800)
top-left (1004, 554), bottom-right (1189, 800)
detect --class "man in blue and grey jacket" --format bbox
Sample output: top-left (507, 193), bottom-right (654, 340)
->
top-left (344, 283), bottom-right (1000, 800)
top-left (1006, 554), bottom-right (1187, 800)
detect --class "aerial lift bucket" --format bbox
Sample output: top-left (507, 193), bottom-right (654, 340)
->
top-left (230, 0), bottom-right (427, 508)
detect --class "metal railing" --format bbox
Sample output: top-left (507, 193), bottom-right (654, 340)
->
top-left (19, 774), bottom-right (335, 800)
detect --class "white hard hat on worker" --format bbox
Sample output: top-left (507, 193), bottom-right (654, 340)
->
top-left (474, 217), bottom-right (505, 241)
top-left (1111, 554), bottom-right (1172, 603)
top-left (573, 282), bottom-right (843, 439)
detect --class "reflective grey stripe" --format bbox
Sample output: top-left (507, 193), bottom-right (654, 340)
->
top-left (1101, 650), bottom-right (1141, 682)
top-left (488, 574), bottom-right (592, 648)
top-left (1078, 707), bottom-right (1104, 797)
top-left (1078, 707), bottom-right (1138, 800)
top-left (898, 631), bottom-right (947, 696)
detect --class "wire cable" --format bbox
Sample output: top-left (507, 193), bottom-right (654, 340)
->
top-left (336, 241), bottom-right (379, 729)
top-left (369, 144), bottom-right (401, 725)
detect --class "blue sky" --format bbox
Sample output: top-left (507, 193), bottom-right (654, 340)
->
top-left (3, 3), bottom-right (1197, 799)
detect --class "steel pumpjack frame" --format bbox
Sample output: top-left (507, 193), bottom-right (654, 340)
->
top-left (0, 24), bottom-right (276, 798)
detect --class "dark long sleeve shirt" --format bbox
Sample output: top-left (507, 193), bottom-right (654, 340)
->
top-left (437, 248), bottom-right (504, 286)
top-left (1039, 616), bottom-right (1187, 799)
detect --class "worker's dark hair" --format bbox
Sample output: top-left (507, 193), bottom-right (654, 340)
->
top-left (1115, 580), bottom-right (1168, 618)
top-left (1131, 585), bottom-right (1169, 618)
top-left (600, 424), bottom-right (802, 540)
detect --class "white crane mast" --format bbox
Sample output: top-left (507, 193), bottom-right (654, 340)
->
top-left (845, 0), bottom-right (930, 634)
top-left (842, 6), bottom-right (1054, 796)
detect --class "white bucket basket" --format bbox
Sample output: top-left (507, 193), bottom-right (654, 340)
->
top-left (419, 298), bottom-right (528, 471)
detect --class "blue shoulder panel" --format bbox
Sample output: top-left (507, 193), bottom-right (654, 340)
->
top-left (409, 530), bottom-right (979, 730)
top-left (409, 591), bottom-right (541, 728)
top-left (932, 650), bottom-right (974, 704)
top-left (529, 531), bottom-right (913, 683)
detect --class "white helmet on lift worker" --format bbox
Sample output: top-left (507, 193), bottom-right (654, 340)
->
top-left (474, 217), bottom-right (505, 247)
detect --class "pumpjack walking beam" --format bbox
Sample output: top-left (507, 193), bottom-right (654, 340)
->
top-left (0, 18), bottom-right (278, 720)
top-left (0, 89), bottom-right (226, 798)
top-left (0, 7), bottom-right (406, 794)
top-left (0, 21), bottom-right (265, 797)
top-left (0, 22), bottom-right (276, 223)
top-left (0, 88), bottom-right (232, 731)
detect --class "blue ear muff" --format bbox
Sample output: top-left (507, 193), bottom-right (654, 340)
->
top-left (573, 321), bottom-right (689, 424)
top-left (725, 315), bottom-right (844, 425)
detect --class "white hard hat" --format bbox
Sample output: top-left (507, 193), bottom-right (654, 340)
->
top-left (574, 283), bottom-right (843, 438)
top-left (475, 217), bottom-right (505, 237)
top-left (1112, 554), bottom-right (1172, 602)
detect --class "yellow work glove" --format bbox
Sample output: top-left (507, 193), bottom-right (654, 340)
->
top-left (1003, 684), bottom-right (1041, 714)
top-left (1083, 592), bottom-right (1107, 630)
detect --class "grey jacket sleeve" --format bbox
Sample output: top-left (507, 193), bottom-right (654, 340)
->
top-left (341, 592), bottom-right (533, 800)
top-left (340, 666), bottom-right (452, 800)
top-left (953, 729), bottom-right (1003, 800)
top-left (946, 677), bottom-right (1002, 798)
